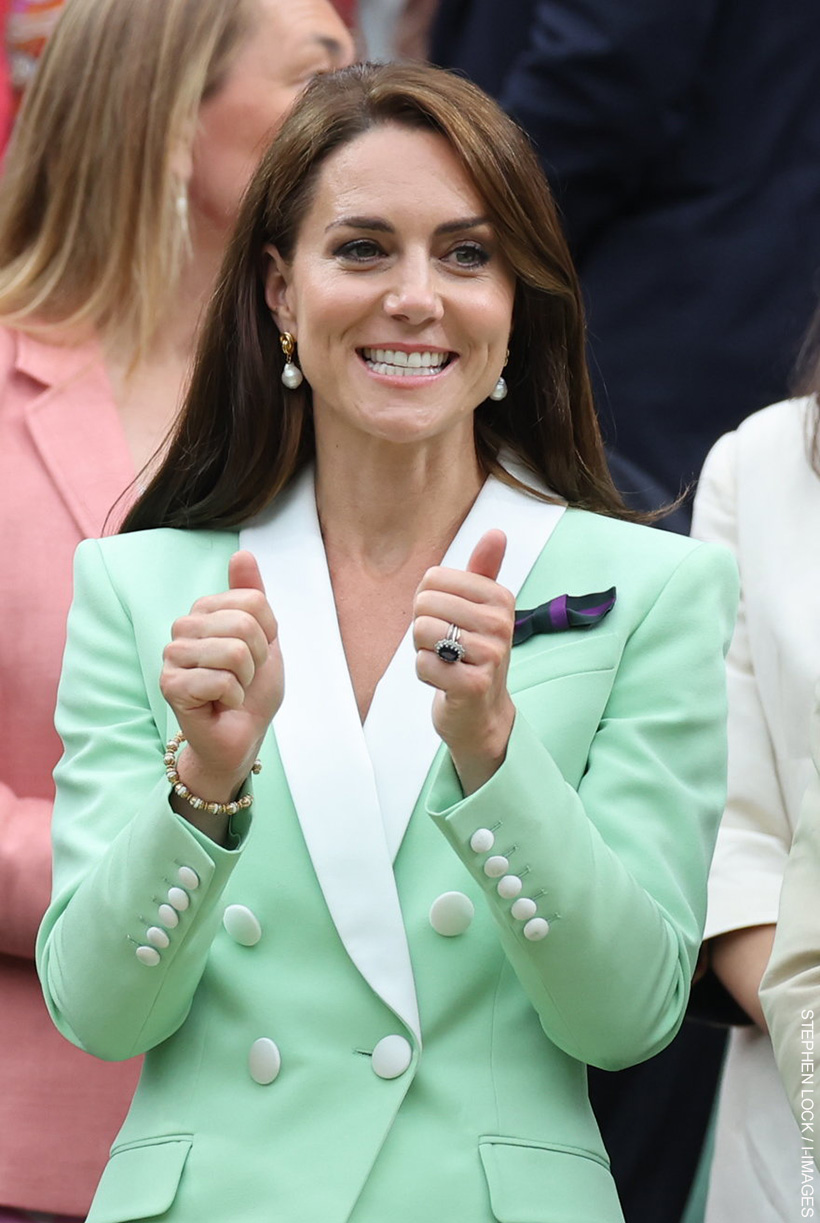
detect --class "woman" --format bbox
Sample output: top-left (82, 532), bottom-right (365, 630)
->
top-left (37, 63), bottom-right (736, 1222)
top-left (0, 1), bottom-right (352, 1218)
top-left (690, 381), bottom-right (820, 1216)
top-left (760, 695), bottom-right (820, 1157)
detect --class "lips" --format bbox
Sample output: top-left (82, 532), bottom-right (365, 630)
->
top-left (359, 347), bottom-right (453, 377)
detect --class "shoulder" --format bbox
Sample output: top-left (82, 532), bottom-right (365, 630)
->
top-left (75, 529), bottom-right (239, 612)
top-left (532, 505), bottom-right (737, 627)
top-left (694, 397), bottom-right (819, 552)
top-left (701, 397), bottom-right (812, 487)
top-left (556, 505), bottom-right (730, 575)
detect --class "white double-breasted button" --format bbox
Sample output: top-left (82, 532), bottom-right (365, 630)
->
top-left (223, 904), bottom-right (262, 947)
top-left (158, 903), bottom-right (179, 928)
top-left (429, 891), bottom-right (474, 937)
top-left (167, 886), bottom-right (189, 912)
top-left (135, 945), bottom-right (161, 967)
top-left (371, 1034), bottom-right (413, 1080)
top-left (497, 875), bottom-right (523, 900)
top-left (483, 855), bottom-right (509, 878)
top-left (249, 1037), bottom-right (281, 1085)
top-left (146, 926), bottom-right (170, 949)
top-left (523, 917), bottom-right (550, 941)
top-left (177, 866), bottom-right (200, 890)
top-left (470, 828), bottom-right (495, 854)
top-left (510, 897), bottom-right (538, 921)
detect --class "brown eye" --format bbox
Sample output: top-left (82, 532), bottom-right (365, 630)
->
top-left (335, 239), bottom-right (384, 262)
top-left (448, 242), bottom-right (490, 269)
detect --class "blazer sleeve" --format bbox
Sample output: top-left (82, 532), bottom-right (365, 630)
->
top-left (691, 431), bottom-right (791, 939)
top-left (427, 539), bottom-right (738, 1071)
top-left (36, 538), bottom-right (252, 1062)
top-left (761, 697), bottom-right (820, 1139)
top-left (498, 0), bottom-right (720, 254)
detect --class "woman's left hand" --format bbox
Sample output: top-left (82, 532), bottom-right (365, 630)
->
top-left (414, 529), bottom-right (516, 795)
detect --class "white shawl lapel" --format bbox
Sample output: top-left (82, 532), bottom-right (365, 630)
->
top-left (240, 464), bottom-right (564, 1044)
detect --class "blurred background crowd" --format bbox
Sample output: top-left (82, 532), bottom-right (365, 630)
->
top-left (2, 2), bottom-right (820, 1222)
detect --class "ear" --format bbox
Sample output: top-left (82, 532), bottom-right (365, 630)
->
top-left (264, 245), bottom-right (297, 335)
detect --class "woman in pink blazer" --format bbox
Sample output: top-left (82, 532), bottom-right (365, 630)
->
top-left (0, 1), bottom-right (353, 1218)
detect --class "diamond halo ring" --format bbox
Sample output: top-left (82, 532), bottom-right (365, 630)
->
top-left (434, 623), bottom-right (466, 664)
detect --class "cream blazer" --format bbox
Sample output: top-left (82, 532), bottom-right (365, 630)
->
top-left (692, 396), bottom-right (820, 1222)
top-left (761, 695), bottom-right (820, 1161)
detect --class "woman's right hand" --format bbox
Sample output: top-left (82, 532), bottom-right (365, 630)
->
top-left (160, 551), bottom-right (283, 813)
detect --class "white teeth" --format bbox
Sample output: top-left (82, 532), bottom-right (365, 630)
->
top-left (361, 347), bottom-right (449, 375)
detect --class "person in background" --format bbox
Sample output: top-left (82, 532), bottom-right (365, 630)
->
top-left (690, 324), bottom-right (820, 1218)
top-left (760, 696), bottom-right (820, 1158)
top-left (0, 0), bottom-right (11, 154)
top-left (0, 1), bottom-right (353, 1219)
top-left (37, 61), bottom-right (736, 1223)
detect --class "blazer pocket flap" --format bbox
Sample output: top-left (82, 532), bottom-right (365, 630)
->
top-left (479, 1136), bottom-right (622, 1223)
top-left (88, 1135), bottom-right (193, 1223)
top-left (510, 631), bottom-right (619, 693)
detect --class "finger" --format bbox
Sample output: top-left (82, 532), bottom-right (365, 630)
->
top-left (415, 647), bottom-right (493, 695)
top-left (229, 550), bottom-right (266, 594)
top-left (466, 529), bottom-right (507, 581)
top-left (413, 591), bottom-right (514, 637)
top-left (188, 589), bottom-right (278, 646)
top-left (160, 665), bottom-right (245, 713)
top-left (163, 636), bottom-right (257, 690)
top-left (413, 615), bottom-right (507, 664)
top-left (171, 609), bottom-right (270, 672)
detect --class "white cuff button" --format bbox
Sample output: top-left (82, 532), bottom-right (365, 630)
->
top-left (146, 926), bottom-right (170, 949)
top-left (135, 945), bottom-right (161, 967)
top-left (223, 904), bottom-right (262, 947)
top-left (510, 897), bottom-right (537, 921)
top-left (167, 887), bottom-right (189, 911)
top-left (158, 903), bottom-right (179, 928)
top-left (470, 828), bottom-right (495, 853)
top-left (429, 891), bottom-right (474, 937)
top-left (177, 866), bottom-right (200, 890)
top-left (497, 875), bottom-right (523, 899)
top-left (249, 1037), bottom-right (281, 1085)
top-left (483, 855), bottom-right (509, 878)
top-left (371, 1034), bottom-right (413, 1080)
top-left (523, 917), bottom-right (550, 941)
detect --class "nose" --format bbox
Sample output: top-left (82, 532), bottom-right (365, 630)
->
top-left (383, 254), bottom-right (443, 326)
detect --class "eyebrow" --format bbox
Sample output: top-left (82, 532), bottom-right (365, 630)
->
top-left (315, 35), bottom-right (348, 62)
top-left (325, 215), bottom-right (493, 235)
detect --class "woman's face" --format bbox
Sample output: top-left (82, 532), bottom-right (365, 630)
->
top-left (189, 0), bottom-right (354, 232)
top-left (265, 123), bottom-right (516, 454)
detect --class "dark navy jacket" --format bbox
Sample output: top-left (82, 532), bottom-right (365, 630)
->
top-left (432, 0), bottom-right (820, 495)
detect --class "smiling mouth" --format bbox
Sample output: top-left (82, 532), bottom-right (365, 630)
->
top-left (359, 347), bottom-right (453, 377)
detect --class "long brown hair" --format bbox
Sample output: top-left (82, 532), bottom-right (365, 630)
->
top-left (0, 0), bottom-right (250, 363)
top-left (123, 61), bottom-right (635, 533)
top-left (792, 307), bottom-right (820, 475)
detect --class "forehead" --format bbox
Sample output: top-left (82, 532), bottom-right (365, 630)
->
top-left (307, 124), bottom-right (489, 222)
top-left (244, 0), bottom-right (350, 63)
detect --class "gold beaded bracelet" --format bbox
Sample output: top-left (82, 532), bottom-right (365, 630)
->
top-left (164, 732), bottom-right (261, 817)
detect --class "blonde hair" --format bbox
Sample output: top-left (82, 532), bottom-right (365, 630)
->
top-left (0, 0), bottom-right (250, 360)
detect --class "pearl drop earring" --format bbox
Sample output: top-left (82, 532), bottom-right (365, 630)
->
top-left (489, 347), bottom-right (510, 401)
top-left (280, 332), bottom-right (304, 389)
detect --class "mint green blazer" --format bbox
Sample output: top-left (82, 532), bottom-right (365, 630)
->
top-left (37, 470), bottom-right (737, 1223)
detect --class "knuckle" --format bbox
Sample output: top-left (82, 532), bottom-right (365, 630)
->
top-left (171, 614), bottom-right (193, 640)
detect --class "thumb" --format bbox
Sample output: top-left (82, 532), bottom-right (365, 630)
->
top-left (466, 529), bottom-right (506, 581)
top-left (228, 550), bottom-right (266, 594)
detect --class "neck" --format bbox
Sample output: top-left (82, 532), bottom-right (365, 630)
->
top-left (314, 429), bottom-right (484, 575)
